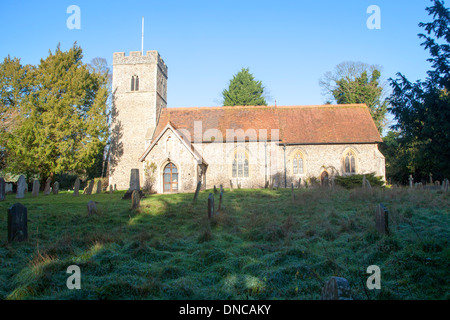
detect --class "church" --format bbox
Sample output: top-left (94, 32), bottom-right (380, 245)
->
top-left (109, 50), bottom-right (385, 193)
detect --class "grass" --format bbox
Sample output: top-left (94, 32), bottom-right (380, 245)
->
top-left (0, 186), bottom-right (449, 300)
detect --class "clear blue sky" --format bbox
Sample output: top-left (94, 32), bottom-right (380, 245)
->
top-left (0, 0), bottom-right (434, 109)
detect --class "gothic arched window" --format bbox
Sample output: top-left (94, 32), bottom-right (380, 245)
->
top-left (343, 150), bottom-right (357, 174)
top-left (291, 150), bottom-right (305, 175)
top-left (232, 149), bottom-right (249, 178)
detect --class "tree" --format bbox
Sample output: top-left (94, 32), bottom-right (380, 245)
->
top-left (4, 43), bottom-right (109, 182)
top-left (319, 61), bottom-right (389, 134)
top-left (222, 68), bottom-right (267, 106)
top-left (0, 56), bottom-right (32, 169)
top-left (389, 0), bottom-right (450, 181)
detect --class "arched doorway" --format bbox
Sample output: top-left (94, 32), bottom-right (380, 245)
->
top-left (163, 163), bottom-right (178, 193)
top-left (321, 171), bottom-right (329, 186)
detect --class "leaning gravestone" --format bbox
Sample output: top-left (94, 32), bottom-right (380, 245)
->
top-left (85, 180), bottom-right (94, 195)
top-left (193, 181), bottom-right (202, 203)
top-left (321, 277), bottom-right (352, 300)
top-left (375, 204), bottom-right (389, 235)
top-left (44, 178), bottom-right (51, 195)
top-left (8, 203), bottom-right (28, 242)
top-left (131, 190), bottom-right (140, 210)
top-left (32, 180), bottom-right (40, 197)
top-left (208, 193), bottom-right (214, 219)
top-left (16, 175), bottom-right (26, 199)
top-left (0, 178), bottom-right (5, 201)
top-left (87, 200), bottom-right (98, 216)
top-left (52, 181), bottom-right (59, 195)
top-left (96, 180), bottom-right (102, 194)
top-left (73, 178), bottom-right (80, 197)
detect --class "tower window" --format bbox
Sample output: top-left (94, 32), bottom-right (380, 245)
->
top-left (131, 76), bottom-right (139, 91)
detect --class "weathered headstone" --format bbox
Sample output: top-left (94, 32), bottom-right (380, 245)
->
top-left (8, 203), bottom-right (28, 242)
top-left (0, 178), bottom-right (5, 201)
top-left (87, 200), bottom-right (98, 216)
top-left (429, 173), bottom-right (433, 184)
top-left (73, 178), bottom-right (80, 197)
top-left (96, 180), bottom-right (102, 194)
top-left (375, 204), bottom-right (389, 235)
top-left (122, 169), bottom-right (141, 199)
top-left (264, 180), bottom-right (269, 189)
top-left (32, 180), bottom-right (40, 197)
top-left (435, 181), bottom-right (441, 187)
top-left (208, 193), bottom-right (214, 219)
top-left (131, 190), bottom-right (140, 210)
top-left (16, 175), bottom-right (26, 199)
top-left (114, 184), bottom-right (117, 191)
top-left (229, 179), bottom-right (233, 191)
top-left (321, 277), bottom-right (352, 300)
top-left (44, 177), bottom-right (51, 195)
top-left (193, 181), bottom-right (202, 202)
top-left (298, 178), bottom-right (302, 188)
top-left (409, 175), bottom-right (414, 189)
top-left (5, 183), bottom-right (13, 193)
top-left (85, 180), bottom-right (94, 195)
top-left (442, 178), bottom-right (449, 192)
top-left (218, 190), bottom-right (223, 212)
top-left (109, 185), bottom-right (113, 194)
top-left (52, 181), bottom-right (59, 195)
top-left (214, 185), bottom-right (218, 194)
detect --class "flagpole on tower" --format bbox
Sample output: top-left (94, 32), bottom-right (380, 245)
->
top-left (141, 16), bottom-right (144, 55)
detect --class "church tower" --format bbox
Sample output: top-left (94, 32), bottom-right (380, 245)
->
top-left (109, 51), bottom-right (168, 190)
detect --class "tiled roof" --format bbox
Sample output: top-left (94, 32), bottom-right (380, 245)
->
top-left (151, 104), bottom-right (382, 144)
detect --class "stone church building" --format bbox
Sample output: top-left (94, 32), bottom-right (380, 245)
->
top-left (109, 50), bottom-right (385, 193)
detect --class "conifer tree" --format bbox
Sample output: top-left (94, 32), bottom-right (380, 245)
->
top-left (222, 68), bottom-right (267, 106)
top-left (4, 43), bottom-right (109, 182)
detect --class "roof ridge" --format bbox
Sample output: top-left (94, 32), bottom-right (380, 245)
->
top-left (164, 104), bottom-right (368, 111)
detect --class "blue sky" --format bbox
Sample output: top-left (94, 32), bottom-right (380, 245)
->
top-left (0, 0), bottom-right (434, 109)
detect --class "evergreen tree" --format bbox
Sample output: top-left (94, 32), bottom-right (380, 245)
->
top-left (4, 43), bottom-right (109, 182)
top-left (389, 0), bottom-right (450, 180)
top-left (222, 68), bottom-right (267, 106)
top-left (320, 62), bottom-right (388, 134)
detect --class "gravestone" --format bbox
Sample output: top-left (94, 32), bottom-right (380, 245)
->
top-left (229, 180), bottom-right (233, 191)
top-left (16, 175), bottom-right (26, 199)
top-left (435, 181), bottom-right (441, 187)
top-left (220, 184), bottom-right (224, 194)
top-left (193, 181), bottom-right (202, 202)
top-left (5, 183), bottom-right (13, 193)
top-left (429, 173), bottom-right (433, 184)
top-left (109, 185), bottom-right (113, 194)
top-left (264, 180), bottom-right (269, 189)
top-left (409, 175), bottom-right (414, 189)
top-left (321, 277), bottom-right (352, 300)
top-left (52, 181), bottom-right (59, 195)
top-left (375, 204), bottom-right (389, 235)
top-left (114, 184), bottom-right (117, 191)
top-left (122, 169), bottom-right (141, 199)
top-left (442, 178), bottom-right (449, 192)
top-left (8, 203), bottom-right (28, 242)
top-left (291, 183), bottom-right (295, 201)
top-left (298, 178), bottom-right (302, 188)
top-left (214, 185), bottom-right (218, 194)
top-left (0, 178), bottom-right (5, 201)
top-left (96, 180), bottom-right (102, 194)
top-left (131, 190), bottom-right (140, 210)
top-left (73, 178), bottom-right (80, 197)
top-left (87, 200), bottom-right (98, 216)
top-left (44, 177), bottom-right (51, 195)
top-left (32, 180), bottom-right (40, 197)
top-left (208, 193), bottom-right (214, 219)
top-left (218, 189), bottom-right (223, 212)
top-left (85, 180), bottom-right (94, 195)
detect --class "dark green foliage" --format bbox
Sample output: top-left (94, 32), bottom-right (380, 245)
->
top-left (320, 62), bottom-right (388, 133)
top-left (334, 173), bottom-right (384, 189)
top-left (389, 0), bottom-right (450, 181)
top-left (222, 68), bottom-right (267, 106)
top-left (1, 43), bottom-right (109, 182)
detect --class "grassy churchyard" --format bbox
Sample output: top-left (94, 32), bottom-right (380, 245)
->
top-left (0, 186), bottom-right (449, 300)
